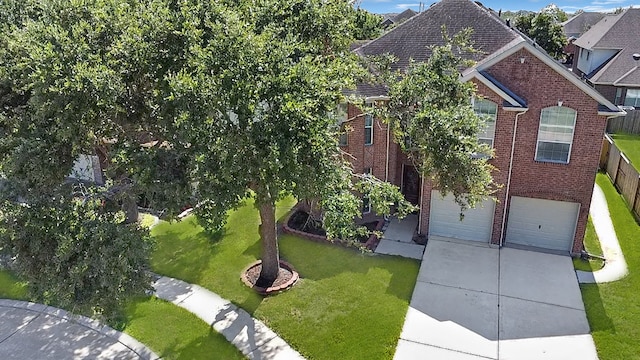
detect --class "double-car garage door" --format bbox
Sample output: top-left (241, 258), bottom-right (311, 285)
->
top-left (429, 192), bottom-right (579, 252)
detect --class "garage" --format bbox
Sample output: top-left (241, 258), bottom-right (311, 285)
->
top-left (428, 190), bottom-right (495, 242)
top-left (505, 197), bottom-right (579, 252)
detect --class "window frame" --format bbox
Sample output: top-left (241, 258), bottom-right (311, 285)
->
top-left (534, 106), bottom-right (577, 164)
top-left (473, 98), bottom-right (498, 148)
top-left (624, 89), bottom-right (640, 108)
top-left (364, 114), bottom-right (374, 146)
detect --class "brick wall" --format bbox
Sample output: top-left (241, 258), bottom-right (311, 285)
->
top-left (485, 48), bottom-right (607, 254)
top-left (341, 103), bottom-right (401, 186)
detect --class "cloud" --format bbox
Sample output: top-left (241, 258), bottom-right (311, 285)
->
top-left (591, 0), bottom-right (627, 4)
top-left (561, 4), bottom-right (640, 12)
top-left (395, 3), bottom-right (420, 9)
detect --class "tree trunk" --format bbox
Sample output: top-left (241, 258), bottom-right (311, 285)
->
top-left (257, 200), bottom-right (279, 287)
top-left (122, 194), bottom-right (139, 224)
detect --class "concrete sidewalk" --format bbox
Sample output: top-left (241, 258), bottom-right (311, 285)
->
top-left (375, 214), bottom-right (425, 260)
top-left (577, 183), bottom-right (628, 283)
top-left (153, 276), bottom-right (304, 360)
top-left (0, 299), bottom-right (158, 359)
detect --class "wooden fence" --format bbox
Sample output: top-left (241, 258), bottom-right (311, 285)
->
top-left (601, 134), bottom-right (640, 221)
top-left (607, 109), bottom-right (640, 134)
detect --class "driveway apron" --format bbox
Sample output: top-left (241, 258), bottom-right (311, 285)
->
top-left (395, 238), bottom-right (598, 360)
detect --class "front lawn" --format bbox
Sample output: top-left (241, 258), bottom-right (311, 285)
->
top-left (151, 198), bottom-right (420, 360)
top-left (610, 133), bottom-right (640, 168)
top-left (0, 270), bottom-right (28, 300)
top-left (581, 173), bottom-right (640, 360)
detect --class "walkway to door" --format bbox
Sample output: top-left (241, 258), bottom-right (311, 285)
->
top-left (374, 214), bottom-right (425, 260)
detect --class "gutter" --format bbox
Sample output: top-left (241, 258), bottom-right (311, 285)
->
top-left (499, 108), bottom-right (529, 247)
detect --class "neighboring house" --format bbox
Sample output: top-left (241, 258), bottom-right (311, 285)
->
top-left (380, 9), bottom-right (417, 29)
top-left (343, 0), bottom-right (624, 255)
top-left (572, 8), bottom-right (640, 108)
top-left (562, 12), bottom-right (605, 38)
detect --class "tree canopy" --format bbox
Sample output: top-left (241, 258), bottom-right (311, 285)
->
top-left (514, 11), bottom-right (567, 59)
top-left (375, 29), bottom-right (498, 209)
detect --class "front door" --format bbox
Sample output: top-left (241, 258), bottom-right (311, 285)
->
top-left (401, 165), bottom-right (420, 206)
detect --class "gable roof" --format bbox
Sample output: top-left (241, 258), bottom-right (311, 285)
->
top-left (393, 9), bottom-right (417, 23)
top-left (562, 12), bottom-right (605, 37)
top-left (573, 8), bottom-right (640, 85)
top-left (353, 0), bottom-right (624, 115)
top-left (355, 0), bottom-right (520, 71)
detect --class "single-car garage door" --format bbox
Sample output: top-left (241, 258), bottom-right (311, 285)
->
top-left (429, 191), bottom-right (495, 242)
top-left (505, 197), bottom-right (579, 252)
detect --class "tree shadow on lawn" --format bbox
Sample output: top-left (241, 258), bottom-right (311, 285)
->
top-left (151, 227), bottom-right (226, 285)
top-left (580, 282), bottom-right (615, 333)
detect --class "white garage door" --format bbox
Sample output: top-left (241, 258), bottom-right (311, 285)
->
top-left (429, 191), bottom-right (495, 242)
top-left (506, 197), bottom-right (579, 252)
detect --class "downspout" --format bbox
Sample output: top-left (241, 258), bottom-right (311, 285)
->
top-left (385, 121), bottom-right (390, 182)
top-left (499, 108), bottom-right (528, 247)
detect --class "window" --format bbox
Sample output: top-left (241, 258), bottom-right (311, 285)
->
top-left (535, 106), bottom-right (576, 163)
top-left (364, 114), bottom-right (373, 145)
top-left (362, 168), bottom-right (372, 213)
top-left (615, 88), bottom-right (623, 105)
top-left (473, 98), bottom-right (497, 147)
top-left (624, 89), bottom-right (640, 107)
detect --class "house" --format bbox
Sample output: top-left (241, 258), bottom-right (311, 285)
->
top-left (380, 9), bottom-right (417, 29)
top-left (562, 12), bottom-right (605, 38)
top-left (342, 0), bottom-right (624, 255)
top-left (572, 8), bottom-right (640, 108)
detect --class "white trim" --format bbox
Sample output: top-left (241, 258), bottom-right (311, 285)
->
top-left (364, 96), bottom-right (390, 102)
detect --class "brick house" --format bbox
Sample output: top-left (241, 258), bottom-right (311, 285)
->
top-left (571, 8), bottom-right (640, 108)
top-left (342, 0), bottom-right (624, 255)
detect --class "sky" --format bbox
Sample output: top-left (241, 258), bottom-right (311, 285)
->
top-left (358, 0), bottom-right (640, 14)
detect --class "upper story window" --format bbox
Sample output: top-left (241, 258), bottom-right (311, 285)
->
top-left (624, 89), bottom-right (640, 108)
top-left (535, 106), bottom-right (576, 164)
top-left (364, 113), bottom-right (374, 146)
top-left (473, 98), bottom-right (497, 147)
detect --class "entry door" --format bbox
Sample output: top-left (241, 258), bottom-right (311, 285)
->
top-left (401, 165), bottom-right (420, 206)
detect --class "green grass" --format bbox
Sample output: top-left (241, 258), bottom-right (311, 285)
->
top-left (572, 217), bottom-right (605, 272)
top-left (580, 173), bottom-right (640, 360)
top-left (138, 213), bottom-right (157, 229)
top-left (151, 198), bottom-right (420, 360)
top-left (0, 269), bottom-right (243, 359)
top-left (610, 133), bottom-right (640, 168)
top-left (123, 297), bottom-right (245, 360)
top-left (0, 270), bottom-right (28, 300)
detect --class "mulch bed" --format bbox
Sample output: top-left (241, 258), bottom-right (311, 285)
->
top-left (241, 260), bottom-right (299, 295)
top-left (287, 210), bottom-right (326, 236)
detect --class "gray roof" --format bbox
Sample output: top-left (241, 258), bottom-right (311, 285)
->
top-left (562, 12), bottom-right (605, 37)
top-left (574, 9), bottom-right (640, 85)
top-left (354, 0), bottom-right (521, 71)
top-left (393, 9), bottom-right (417, 23)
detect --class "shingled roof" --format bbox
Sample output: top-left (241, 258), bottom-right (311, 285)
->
top-left (354, 0), bottom-right (521, 71)
top-left (562, 12), bottom-right (605, 38)
top-left (574, 8), bottom-right (640, 85)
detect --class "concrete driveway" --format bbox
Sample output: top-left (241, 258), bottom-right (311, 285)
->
top-left (395, 237), bottom-right (598, 360)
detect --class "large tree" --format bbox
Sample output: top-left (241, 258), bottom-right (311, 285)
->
top-left (0, 0), bottom-right (412, 293)
top-left (373, 29), bottom-right (498, 209)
